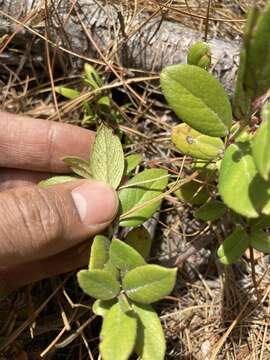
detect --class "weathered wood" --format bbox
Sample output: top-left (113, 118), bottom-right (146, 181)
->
top-left (0, 0), bottom-right (240, 94)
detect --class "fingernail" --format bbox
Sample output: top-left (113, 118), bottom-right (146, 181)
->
top-left (71, 181), bottom-right (118, 226)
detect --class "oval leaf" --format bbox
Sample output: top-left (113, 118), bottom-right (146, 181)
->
top-left (194, 199), bottom-right (226, 221)
top-left (217, 226), bottom-right (250, 265)
top-left (100, 303), bottom-right (137, 360)
top-left (119, 169), bottom-right (168, 227)
top-left (249, 214), bottom-right (270, 230)
top-left (252, 102), bottom-right (270, 180)
top-left (172, 124), bottom-right (224, 160)
top-left (133, 303), bottom-right (166, 360)
top-left (110, 239), bottom-right (145, 271)
top-left (62, 156), bottom-right (92, 179)
top-left (187, 41), bottom-right (211, 70)
top-left (55, 86), bottom-right (80, 99)
top-left (89, 235), bottom-right (110, 270)
top-left (123, 265), bottom-right (177, 304)
top-left (160, 64), bottom-right (232, 137)
top-left (219, 143), bottom-right (258, 218)
top-left (125, 154), bottom-right (143, 175)
top-left (90, 125), bottom-right (124, 189)
top-left (249, 229), bottom-right (270, 253)
top-left (174, 180), bottom-right (209, 205)
top-left (125, 226), bottom-right (152, 259)
top-left (77, 269), bottom-right (120, 300)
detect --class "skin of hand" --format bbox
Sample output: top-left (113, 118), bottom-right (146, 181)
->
top-left (0, 112), bottom-right (119, 293)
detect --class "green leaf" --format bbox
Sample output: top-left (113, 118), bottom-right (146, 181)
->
top-left (90, 125), bottom-right (125, 189)
top-left (252, 102), bottom-right (270, 180)
top-left (249, 229), bottom-right (270, 253)
top-left (194, 199), bottom-right (226, 221)
top-left (160, 64), bottom-right (232, 137)
top-left (123, 265), bottom-right (177, 304)
top-left (125, 154), bottom-right (143, 175)
top-left (172, 124), bottom-right (224, 160)
top-left (77, 269), bottom-right (120, 300)
top-left (62, 156), bottom-right (91, 179)
top-left (118, 293), bottom-right (133, 313)
top-left (133, 303), bottom-right (166, 360)
top-left (92, 299), bottom-right (116, 317)
top-left (174, 180), bottom-right (209, 205)
top-left (217, 226), bottom-right (250, 265)
top-left (125, 226), bottom-right (152, 259)
top-left (38, 175), bottom-right (78, 187)
top-left (219, 142), bottom-right (270, 218)
top-left (187, 41), bottom-right (211, 70)
top-left (84, 63), bottom-right (102, 89)
top-left (119, 169), bottom-right (168, 227)
top-left (110, 238), bottom-right (146, 271)
top-left (55, 86), bottom-right (80, 100)
top-left (89, 235), bottom-right (110, 270)
top-left (249, 214), bottom-right (270, 230)
top-left (100, 303), bottom-right (137, 360)
top-left (219, 143), bottom-right (258, 218)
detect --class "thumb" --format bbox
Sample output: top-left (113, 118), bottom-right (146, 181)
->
top-left (0, 180), bottom-right (118, 266)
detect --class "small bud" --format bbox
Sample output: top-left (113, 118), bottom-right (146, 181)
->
top-left (187, 42), bottom-right (211, 70)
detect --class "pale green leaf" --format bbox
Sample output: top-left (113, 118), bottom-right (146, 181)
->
top-left (119, 169), bottom-right (168, 227)
top-left (90, 125), bottom-right (124, 189)
top-left (118, 293), bottom-right (133, 313)
top-left (84, 63), bottom-right (102, 89)
top-left (62, 156), bottom-right (91, 179)
top-left (160, 64), bottom-right (232, 137)
top-left (125, 154), bottom-right (143, 175)
top-left (217, 226), bottom-right (250, 265)
top-left (55, 86), bottom-right (80, 100)
top-left (174, 180), bottom-right (209, 205)
top-left (100, 303), bottom-right (137, 360)
top-left (77, 269), bottom-right (120, 300)
top-left (123, 265), bottom-right (177, 304)
top-left (89, 235), bottom-right (110, 270)
top-left (252, 102), bottom-right (270, 180)
top-left (39, 175), bottom-right (78, 188)
top-left (109, 238), bottom-right (146, 271)
top-left (194, 199), bottom-right (226, 221)
top-left (133, 303), bottom-right (166, 360)
top-left (249, 229), bottom-right (270, 253)
top-left (172, 124), bottom-right (224, 160)
top-left (125, 226), bottom-right (152, 259)
top-left (92, 299), bottom-right (116, 317)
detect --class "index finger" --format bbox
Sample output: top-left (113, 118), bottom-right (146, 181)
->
top-left (0, 112), bottom-right (95, 173)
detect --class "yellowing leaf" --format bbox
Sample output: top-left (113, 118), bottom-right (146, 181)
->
top-left (89, 235), bottom-right (110, 270)
top-left (100, 303), bottom-right (137, 360)
top-left (133, 303), bottom-right (166, 360)
top-left (160, 64), bottom-right (232, 137)
top-left (119, 169), bottom-right (168, 227)
top-left (172, 124), bottom-right (224, 160)
top-left (77, 269), bottom-right (120, 300)
top-left (109, 239), bottom-right (145, 271)
top-left (123, 265), bottom-right (177, 304)
top-left (90, 125), bottom-right (124, 189)
top-left (125, 226), bottom-right (152, 259)
top-left (217, 226), bottom-right (250, 265)
top-left (252, 102), bottom-right (270, 180)
top-left (62, 156), bottom-right (91, 179)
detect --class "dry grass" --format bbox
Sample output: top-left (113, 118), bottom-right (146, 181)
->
top-left (0, 0), bottom-right (270, 359)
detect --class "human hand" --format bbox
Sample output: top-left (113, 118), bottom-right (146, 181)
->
top-left (0, 112), bottom-right (118, 293)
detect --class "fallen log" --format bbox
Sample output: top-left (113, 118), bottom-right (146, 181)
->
top-left (0, 0), bottom-right (241, 94)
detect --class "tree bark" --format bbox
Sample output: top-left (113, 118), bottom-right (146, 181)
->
top-left (0, 0), bottom-right (240, 94)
